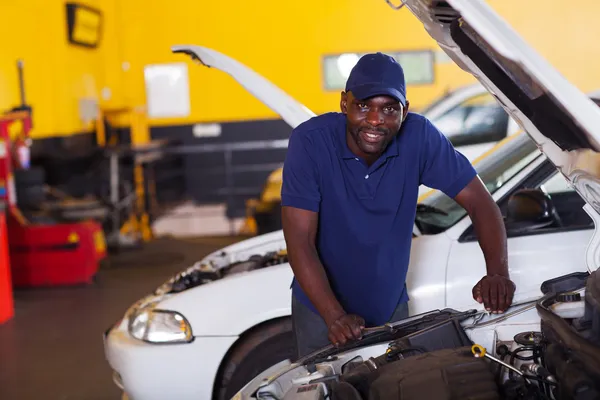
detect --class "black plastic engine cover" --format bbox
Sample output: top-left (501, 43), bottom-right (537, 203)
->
top-left (540, 272), bottom-right (589, 295)
top-left (393, 319), bottom-right (472, 352)
top-left (331, 347), bottom-right (499, 400)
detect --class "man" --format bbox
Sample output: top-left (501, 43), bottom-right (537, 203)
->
top-left (281, 53), bottom-right (515, 358)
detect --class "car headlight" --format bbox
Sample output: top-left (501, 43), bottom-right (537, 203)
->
top-left (128, 304), bottom-right (193, 344)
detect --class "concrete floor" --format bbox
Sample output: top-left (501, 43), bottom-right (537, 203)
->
top-left (0, 235), bottom-right (245, 400)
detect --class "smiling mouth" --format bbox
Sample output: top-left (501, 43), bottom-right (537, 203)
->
top-left (360, 130), bottom-right (385, 143)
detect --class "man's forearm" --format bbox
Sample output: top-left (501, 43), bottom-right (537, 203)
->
top-left (288, 245), bottom-right (346, 325)
top-left (471, 201), bottom-right (509, 277)
top-left (455, 177), bottom-right (514, 311)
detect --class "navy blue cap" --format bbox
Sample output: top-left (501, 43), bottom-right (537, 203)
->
top-left (345, 52), bottom-right (406, 106)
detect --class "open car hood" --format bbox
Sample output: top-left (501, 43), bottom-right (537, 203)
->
top-left (171, 44), bottom-right (315, 129)
top-left (402, 0), bottom-right (600, 221)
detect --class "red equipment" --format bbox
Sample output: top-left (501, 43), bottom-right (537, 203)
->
top-left (0, 206), bottom-right (13, 324)
top-left (0, 111), bottom-right (107, 288)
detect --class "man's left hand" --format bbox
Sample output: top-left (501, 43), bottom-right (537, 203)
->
top-left (472, 274), bottom-right (516, 313)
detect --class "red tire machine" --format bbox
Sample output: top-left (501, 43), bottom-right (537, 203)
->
top-left (0, 110), bottom-right (107, 288)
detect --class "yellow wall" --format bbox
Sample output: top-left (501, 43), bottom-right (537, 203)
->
top-left (0, 0), bottom-right (118, 139)
top-left (488, 0), bottom-right (600, 94)
top-left (4, 0), bottom-right (600, 140)
top-left (117, 0), bottom-right (600, 126)
top-left (115, 0), bottom-right (473, 127)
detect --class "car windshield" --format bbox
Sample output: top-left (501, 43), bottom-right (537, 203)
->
top-left (416, 132), bottom-right (540, 233)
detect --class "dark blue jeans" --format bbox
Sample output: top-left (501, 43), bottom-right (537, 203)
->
top-left (291, 294), bottom-right (409, 359)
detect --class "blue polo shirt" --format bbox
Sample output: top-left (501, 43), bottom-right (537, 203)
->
top-left (281, 112), bottom-right (477, 326)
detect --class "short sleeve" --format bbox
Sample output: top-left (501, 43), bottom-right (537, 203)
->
top-left (281, 129), bottom-right (321, 212)
top-left (419, 118), bottom-right (477, 198)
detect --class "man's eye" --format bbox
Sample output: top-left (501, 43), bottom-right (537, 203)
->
top-left (384, 106), bottom-right (397, 113)
top-left (358, 103), bottom-right (368, 109)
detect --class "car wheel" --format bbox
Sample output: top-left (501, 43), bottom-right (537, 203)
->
top-left (214, 318), bottom-right (294, 400)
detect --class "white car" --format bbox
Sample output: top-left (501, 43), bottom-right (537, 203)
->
top-left (420, 82), bottom-right (521, 161)
top-left (103, 12), bottom-right (600, 400)
top-left (231, 0), bottom-right (600, 398)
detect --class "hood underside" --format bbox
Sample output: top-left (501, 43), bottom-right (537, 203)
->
top-left (403, 0), bottom-right (600, 217)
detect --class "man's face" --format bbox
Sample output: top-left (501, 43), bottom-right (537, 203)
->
top-left (341, 91), bottom-right (408, 159)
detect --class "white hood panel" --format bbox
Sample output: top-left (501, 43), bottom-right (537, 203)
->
top-left (404, 0), bottom-right (600, 217)
top-left (172, 45), bottom-right (315, 129)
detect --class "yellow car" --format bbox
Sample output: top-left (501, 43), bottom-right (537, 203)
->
top-left (240, 167), bottom-right (283, 235)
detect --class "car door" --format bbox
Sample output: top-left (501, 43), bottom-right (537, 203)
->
top-left (444, 160), bottom-right (594, 311)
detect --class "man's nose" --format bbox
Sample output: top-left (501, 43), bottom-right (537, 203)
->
top-left (366, 109), bottom-right (384, 126)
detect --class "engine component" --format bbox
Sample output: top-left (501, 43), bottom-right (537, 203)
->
top-left (472, 344), bottom-right (529, 382)
top-left (501, 377), bottom-right (550, 400)
top-left (539, 276), bottom-right (600, 356)
top-left (169, 269), bottom-right (220, 292)
top-left (514, 332), bottom-right (544, 347)
top-left (301, 309), bottom-right (476, 366)
top-left (550, 298), bottom-right (586, 320)
top-left (496, 344), bottom-right (511, 358)
top-left (540, 272), bottom-right (589, 295)
top-left (167, 251), bottom-right (288, 294)
top-left (327, 382), bottom-right (361, 400)
top-left (545, 343), bottom-right (600, 400)
top-left (557, 292), bottom-right (582, 302)
top-left (536, 270), bottom-right (600, 398)
top-left (520, 363), bottom-right (556, 384)
top-left (362, 323), bottom-right (394, 335)
top-left (282, 382), bottom-right (328, 400)
top-left (330, 346), bottom-right (500, 400)
top-left (387, 318), bottom-right (472, 355)
top-left (584, 269), bottom-right (600, 342)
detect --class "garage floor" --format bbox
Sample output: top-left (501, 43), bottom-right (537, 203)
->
top-left (0, 235), bottom-right (245, 400)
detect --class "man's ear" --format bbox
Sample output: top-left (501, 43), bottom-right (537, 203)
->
top-left (402, 100), bottom-right (410, 120)
top-left (340, 91), bottom-right (348, 114)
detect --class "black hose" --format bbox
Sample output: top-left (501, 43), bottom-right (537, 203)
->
top-left (512, 346), bottom-right (537, 361)
top-left (522, 374), bottom-right (558, 387)
top-left (495, 355), bottom-right (508, 382)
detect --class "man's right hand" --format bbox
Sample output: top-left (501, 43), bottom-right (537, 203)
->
top-left (327, 314), bottom-right (365, 347)
top-left (282, 206), bottom-right (365, 348)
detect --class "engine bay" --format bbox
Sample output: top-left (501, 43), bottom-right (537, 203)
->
top-left (160, 250), bottom-right (289, 294)
top-left (248, 271), bottom-right (600, 400)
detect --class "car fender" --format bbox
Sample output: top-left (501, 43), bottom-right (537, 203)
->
top-left (157, 264), bottom-right (294, 337)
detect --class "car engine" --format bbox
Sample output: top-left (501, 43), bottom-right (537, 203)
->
top-left (160, 250), bottom-right (288, 294)
top-left (248, 271), bottom-right (600, 400)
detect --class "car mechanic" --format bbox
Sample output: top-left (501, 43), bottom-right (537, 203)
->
top-left (281, 52), bottom-right (516, 358)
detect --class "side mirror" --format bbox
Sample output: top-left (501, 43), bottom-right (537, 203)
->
top-left (505, 188), bottom-right (557, 233)
top-left (449, 107), bottom-right (509, 147)
top-left (449, 129), bottom-right (506, 147)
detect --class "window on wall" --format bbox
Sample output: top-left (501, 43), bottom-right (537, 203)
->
top-left (323, 51), bottom-right (434, 90)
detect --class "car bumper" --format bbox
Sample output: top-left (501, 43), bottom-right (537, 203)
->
top-left (104, 318), bottom-right (238, 400)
